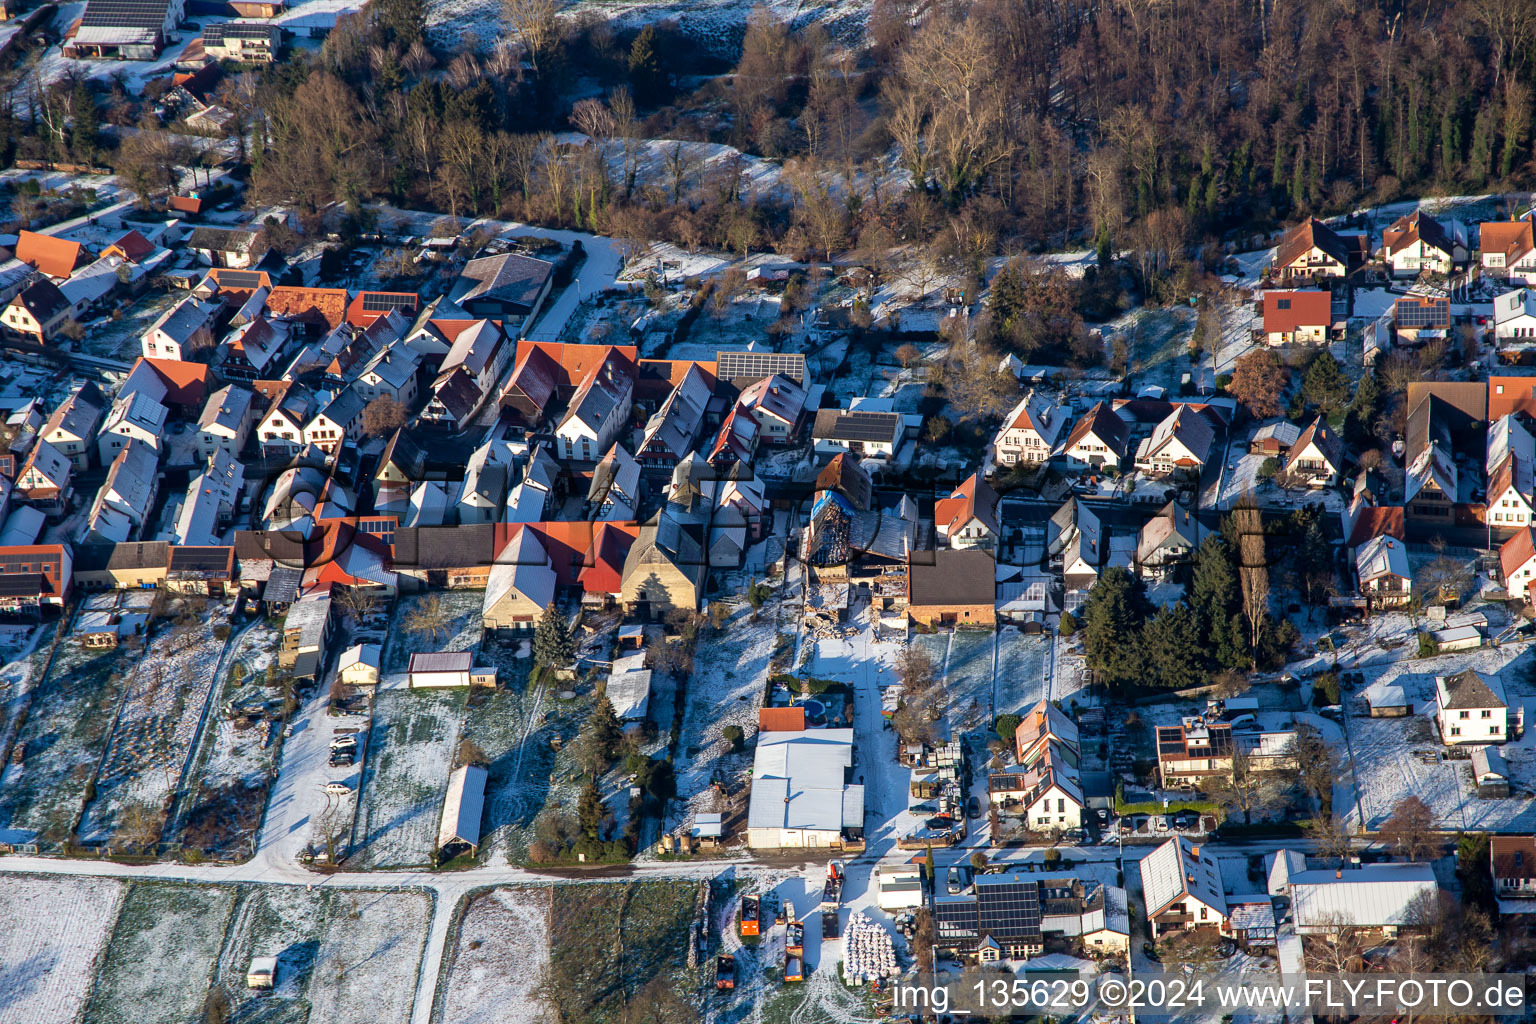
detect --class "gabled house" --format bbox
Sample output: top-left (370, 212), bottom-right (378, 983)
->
top-left (64, 0), bottom-right (185, 59)
top-left (0, 544), bottom-right (72, 610)
top-left (1379, 211), bottom-right (1467, 277)
top-left (346, 291), bottom-right (419, 328)
top-left (85, 440), bottom-right (159, 544)
top-left (1501, 528), bottom-right (1536, 602)
top-left (934, 473), bottom-right (999, 551)
top-left (1261, 289), bottom-right (1333, 346)
top-left (15, 230), bottom-right (83, 280)
top-left (1488, 451), bottom-right (1533, 530)
top-left (1136, 500), bottom-right (1201, 580)
top-left (354, 345), bottom-right (421, 406)
top-left (993, 391), bottom-right (1068, 467)
top-left (1495, 288), bottom-right (1536, 342)
top-left (1140, 837), bottom-right (1228, 937)
top-left (556, 350), bottom-right (636, 461)
top-left (501, 344), bottom-right (560, 426)
top-left (706, 404), bottom-right (761, 470)
top-left (437, 319), bottom-right (509, 399)
top-left (142, 296), bottom-right (218, 360)
top-left (3, 279), bottom-right (72, 343)
top-left (906, 548), bottom-right (996, 628)
top-left (186, 226), bottom-right (267, 269)
top-left (1135, 405), bottom-right (1216, 477)
top-left (1492, 837), bottom-right (1536, 904)
top-left (257, 383), bottom-right (314, 458)
top-left (98, 391), bottom-right (168, 464)
top-left (588, 444), bottom-right (641, 521)
top-left (1269, 852), bottom-right (1438, 936)
top-left (196, 384), bottom-right (254, 459)
top-left (481, 525), bottom-right (558, 636)
top-left (1356, 534), bottom-right (1412, 609)
top-left (456, 441), bottom-right (513, 525)
top-left (266, 285), bottom-right (349, 337)
top-left (737, 373), bottom-right (807, 444)
top-left (449, 253), bottom-right (554, 332)
top-left (812, 408), bottom-right (903, 459)
top-left (304, 386), bottom-right (365, 454)
top-left (1273, 217), bottom-right (1367, 281)
top-left (1049, 497), bottom-right (1104, 592)
top-left (1393, 293), bottom-right (1452, 344)
top-left (1436, 669), bottom-right (1509, 745)
top-left (420, 369), bottom-right (481, 431)
top-left (15, 440), bottom-right (74, 516)
top-left (1061, 401), bottom-right (1130, 471)
top-left (1481, 219), bottom-right (1536, 284)
top-left (40, 385), bottom-right (105, 470)
top-left (638, 363), bottom-right (712, 468)
top-left (174, 448), bottom-right (245, 547)
top-left (620, 513), bottom-right (707, 615)
top-left (1283, 417), bottom-right (1344, 487)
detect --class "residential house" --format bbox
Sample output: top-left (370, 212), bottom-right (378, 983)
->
top-left (303, 386), bottom-right (365, 454)
top-left (706, 404), bottom-right (761, 470)
top-left (1487, 448), bottom-right (1533, 530)
top-left (481, 525), bottom-right (558, 635)
top-left (449, 253), bottom-right (554, 331)
top-left (1491, 837), bottom-right (1536, 906)
top-left (1261, 290), bottom-right (1333, 345)
top-left (64, 0), bottom-right (184, 58)
top-left (354, 345), bottom-right (420, 406)
top-left (98, 391), bottom-right (168, 464)
top-left (1154, 710), bottom-right (1296, 787)
top-left (1496, 288), bottom-right (1536, 342)
top-left (0, 544), bottom-right (73, 611)
top-left (1268, 852), bottom-right (1439, 937)
top-left (201, 20), bottom-right (280, 61)
top-left (1048, 497), bottom-right (1104, 593)
top-left (164, 545), bottom-right (237, 597)
top-left (500, 344), bottom-right (559, 426)
top-left (1135, 405), bottom-right (1217, 476)
top-left (1379, 211), bottom-right (1467, 277)
top-left (933, 868), bottom-right (1130, 959)
top-left (420, 369), bottom-right (482, 430)
top-left (142, 296), bottom-right (218, 360)
top-left (39, 385), bottom-right (105, 470)
top-left (1283, 417), bottom-right (1344, 487)
top-left (1356, 534), bottom-right (1413, 609)
top-left (15, 231), bottom-right (83, 279)
top-left (1273, 217), bottom-right (1367, 281)
top-left (737, 373), bottom-right (807, 444)
top-left (436, 319), bottom-right (510, 401)
top-left (174, 448), bottom-right (245, 547)
top-left (1436, 669), bottom-right (1509, 745)
top-left (346, 291), bottom-right (419, 328)
top-left (256, 383), bottom-right (315, 458)
top-left (934, 473), bottom-right (999, 551)
top-left (215, 317), bottom-right (290, 382)
top-left (196, 384), bottom-right (254, 459)
top-left (1502, 529), bottom-right (1536, 602)
top-left (15, 441), bottom-right (73, 516)
top-left (1061, 401), bottom-right (1130, 471)
top-left (588, 444), bottom-right (641, 521)
top-left (907, 549), bottom-right (995, 627)
top-left (812, 408), bottom-right (904, 459)
top-left (456, 441), bottom-right (513, 525)
top-left (620, 513), bottom-right (707, 616)
top-left (638, 363), bottom-right (712, 468)
top-left (1394, 293), bottom-right (1452, 344)
top-left (2, 280), bottom-right (72, 343)
top-left (993, 392), bottom-right (1068, 466)
top-left (85, 441), bottom-right (159, 544)
top-left (555, 350), bottom-right (636, 461)
top-left (266, 285), bottom-right (349, 337)
top-left (1140, 837), bottom-right (1228, 937)
top-left (185, 226), bottom-right (267, 269)
top-left (1481, 219), bottom-right (1536, 284)
top-left (72, 540), bottom-right (168, 591)
top-left (1136, 501), bottom-right (1201, 580)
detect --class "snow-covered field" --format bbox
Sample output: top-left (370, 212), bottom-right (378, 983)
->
top-left (353, 682), bottom-right (467, 868)
top-left (84, 882), bottom-right (237, 1024)
top-left (0, 875), bottom-right (125, 1024)
top-left (185, 622), bottom-right (284, 794)
top-left (79, 608), bottom-right (233, 844)
top-left (213, 884), bottom-right (330, 1021)
top-left (438, 887), bottom-right (550, 1024)
top-left (306, 888), bottom-right (432, 1024)
top-left (995, 628), bottom-right (1050, 716)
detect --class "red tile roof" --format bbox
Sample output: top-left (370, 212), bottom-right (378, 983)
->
top-left (266, 286), bottom-right (350, 331)
top-left (133, 357), bottom-right (211, 407)
top-left (513, 341), bottom-right (640, 390)
top-left (1481, 220), bottom-right (1535, 267)
top-left (1345, 506), bottom-right (1405, 548)
top-left (346, 291), bottom-right (420, 328)
top-left (16, 230), bottom-right (82, 279)
top-left (758, 707), bottom-right (806, 732)
top-left (105, 230), bottom-right (155, 263)
top-left (1501, 527), bottom-right (1536, 583)
top-left (1263, 290), bottom-right (1332, 334)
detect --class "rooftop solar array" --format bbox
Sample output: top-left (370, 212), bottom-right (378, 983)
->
top-left (717, 349), bottom-right (806, 384)
top-left (215, 270), bottom-right (266, 289)
top-left (80, 0), bottom-right (173, 29)
top-left (361, 292), bottom-right (419, 313)
top-left (976, 877), bottom-right (1042, 940)
top-left (820, 410), bottom-right (902, 441)
top-left (205, 21), bottom-right (276, 39)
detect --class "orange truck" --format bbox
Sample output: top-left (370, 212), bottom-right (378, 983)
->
top-left (740, 895), bottom-right (760, 937)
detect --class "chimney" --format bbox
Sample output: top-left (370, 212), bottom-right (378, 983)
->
top-left (1336, 869), bottom-right (1342, 879)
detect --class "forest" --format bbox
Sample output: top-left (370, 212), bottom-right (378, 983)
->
top-left (3, 0), bottom-right (1535, 299)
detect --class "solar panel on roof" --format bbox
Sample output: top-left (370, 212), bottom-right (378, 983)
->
top-left (717, 349), bottom-right (806, 384)
top-left (216, 270), bottom-right (264, 288)
top-left (361, 293), bottom-right (418, 313)
top-left (79, 0), bottom-right (174, 29)
top-left (827, 411), bottom-right (901, 441)
top-left (976, 879), bottom-right (1042, 940)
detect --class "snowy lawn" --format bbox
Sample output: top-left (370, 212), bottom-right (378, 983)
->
top-left (305, 888), bottom-right (431, 1024)
top-left (466, 675), bottom-right (580, 865)
top-left (84, 882), bottom-right (236, 1024)
top-left (995, 628), bottom-right (1050, 716)
top-left (941, 629), bottom-right (996, 739)
top-left (385, 590), bottom-right (486, 673)
top-left (77, 290), bottom-right (182, 363)
top-left (353, 682), bottom-right (468, 867)
top-left (214, 884), bottom-right (330, 1023)
top-left (0, 636), bottom-right (131, 841)
top-left (437, 887), bottom-right (550, 1024)
top-left (0, 875), bottom-right (125, 1024)
top-left (79, 606), bottom-right (234, 844)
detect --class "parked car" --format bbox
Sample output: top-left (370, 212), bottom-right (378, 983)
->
top-left (1153, 816), bottom-right (1171, 832)
top-left (322, 781), bottom-right (352, 795)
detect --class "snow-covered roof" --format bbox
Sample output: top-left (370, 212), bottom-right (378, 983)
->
top-left (437, 764), bottom-right (488, 852)
top-left (1140, 837), bottom-right (1226, 919)
top-left (748, 728), bottom-right (857, 834)
top-left (1289, 863), bottom-right (1438, 930)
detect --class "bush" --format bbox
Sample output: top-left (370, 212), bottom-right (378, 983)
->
top-left (1257, 457), bottom-right (1280, 480)
top-left (1312, 671), bottom-right (1341, 706)
top-left (1058, 611), bottom-right (1077, 635)
top-left (722, 725), bottom-right (744, 751)
top-left (994, 714), bottom-right (1022, 745)
top-left (1416, 633), bottom-right (1439, 659)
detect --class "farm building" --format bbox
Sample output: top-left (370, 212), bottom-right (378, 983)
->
top-left (437, 764), bottom-right (488, 860)
top-left (338, 643), bottom-right (381, 688)
top-left (746, 728), bottom-right (864, 850)
top-left (408, 652), bottom-right (496, 688)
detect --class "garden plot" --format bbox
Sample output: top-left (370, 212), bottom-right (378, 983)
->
top-left (175, 620), bottom-right (285, 856)
top-left (0, 875), bottom-right (124, 1024)
top-left (941, 629), bottom-right (996, 738)
top-left (466, 678), bottom-right (579, 865)
top-left (213, 884), bottom-right (329, 1024)
top-left (0, 637), bottom-right (131, 842)
top-left (542, 881), bottom-right (703, 1024)
top-left (79, 609), bottom-right (232, 844)
top-left (306, 888), bottom-right (431, 1024)
top-left (77, 289), bottom-right (182, 363)
top-left (386, 590), bottom-right (486, 673)
top-left (353, 682), bottom-right (468, 867)
top-left (437, 887), bottom-right (550, 1024)
top-left (994, 628), bottom-right (1049, 715)
top-left (1115, 306), bottom-right (1200, 394)
top-left (84, 882), bottom-right (237, 1024)
top-left (0, 621), bottom-right (58, 759)
top-left (676, 600), bottom-right (778, 806)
